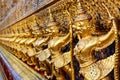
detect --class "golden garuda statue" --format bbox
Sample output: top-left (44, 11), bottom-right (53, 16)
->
top-left (0, 0), bottom-right (119, 80)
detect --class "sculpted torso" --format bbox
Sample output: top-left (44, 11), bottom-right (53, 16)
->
top-left (48, 33), bottom-right (70, 59)
top-left (74, 36), bottom-right (98, 67)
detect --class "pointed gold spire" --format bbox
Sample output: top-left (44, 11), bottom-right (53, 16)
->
top-left (77, 0), bottom-right (85, 14)
top-left (49, 9), bottom-right (54, 22)
top-left (24, 20), bottom-right (30, 32)
top-left (47, 9), bottom-right (58, 27)
top-left (33, 16), bottom-right (40, 31)
top-left (74, 0), bottom-right (92, 22)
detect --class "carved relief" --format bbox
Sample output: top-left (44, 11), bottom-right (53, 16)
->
top-left (0, 0), bottom-right (119, 80)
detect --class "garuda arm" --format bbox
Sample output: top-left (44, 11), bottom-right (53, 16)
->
top-left (95, 19), bottom-right (116, 50)
top-left (95, 4), bottom-right (117, 50)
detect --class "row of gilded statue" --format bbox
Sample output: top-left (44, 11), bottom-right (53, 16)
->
top-left (0, 1), bottom-right (119, 80)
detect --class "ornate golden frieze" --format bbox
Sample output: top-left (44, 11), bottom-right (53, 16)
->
top-left (0, 0), bottom-right (120, 80)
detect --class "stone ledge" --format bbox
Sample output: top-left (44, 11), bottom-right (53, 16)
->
top-left (0, 46), bottom-right (46, 80)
